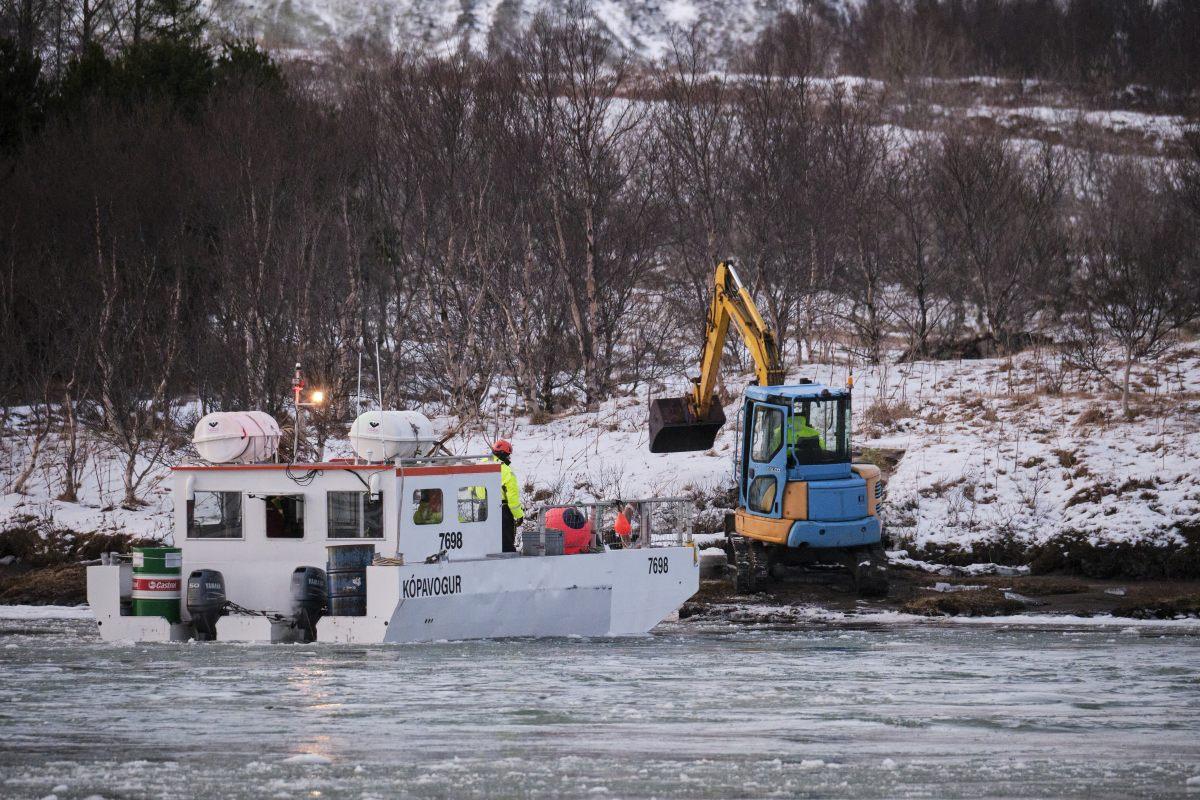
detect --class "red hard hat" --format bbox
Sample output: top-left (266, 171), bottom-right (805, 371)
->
top-left (492, 439), bottom-right (513, 455)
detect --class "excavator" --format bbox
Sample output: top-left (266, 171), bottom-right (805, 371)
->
top-left (649, 262), bottom-right (888, 596)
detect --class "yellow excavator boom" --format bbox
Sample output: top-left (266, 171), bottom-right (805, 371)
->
top-left (692, 262), bottom-right (785, 417)
top-left (649, 261), bottom-right (785, 453)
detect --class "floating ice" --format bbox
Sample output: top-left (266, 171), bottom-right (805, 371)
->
top-left (281, 754), bottom-right (332, 765)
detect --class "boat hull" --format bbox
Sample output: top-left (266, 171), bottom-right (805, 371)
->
top-left (87, 545), bottom-right (699, 644)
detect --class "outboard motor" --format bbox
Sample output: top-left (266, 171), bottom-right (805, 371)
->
top-left (186, 569), bottom-right (227, 640)
top-left (289, 566), bottom-right (327, 642)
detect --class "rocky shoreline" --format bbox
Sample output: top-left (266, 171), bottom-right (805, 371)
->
top-left (683, 556), bottom-right (1200, 623)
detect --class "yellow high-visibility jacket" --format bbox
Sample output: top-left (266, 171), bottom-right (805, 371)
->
top-left (490, 457), bottom-right (525, 522)
top-left (789, 416), bottom-right (825, 449)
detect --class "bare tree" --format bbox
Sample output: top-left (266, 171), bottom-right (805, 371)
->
top-left (653, 32), bottom-right (740, 332)
top-left (7, 395), bottom-right (51, 495)
top-left (1066, 158), bottom-right (1199, 416)
top-left (521, 15), bottom-right (650, 406)
top-left (823, 88), bottom-right (891, 363)
top-left (934, 131), bottom-right (1067, 352)
top-left (92, 205), bottom-right (185, 507)
top-left (732, 24), bottom-right (823, 358)
top-left (0, 0), bottom-right (50, 56)
top-left (474, 52), bottom-right (575, 415)
top-left (882, 141), bottom-right (959, 358)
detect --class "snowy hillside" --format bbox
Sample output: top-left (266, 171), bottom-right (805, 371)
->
top-left (3, 343), bottom-right (1198, 570)
top-left (208, 0), bottom-right (849, 59)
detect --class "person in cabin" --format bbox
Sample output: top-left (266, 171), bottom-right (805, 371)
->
top-left (413, 489), bottom-right (443, 526)
top-left (789, 412), bottom-right (824, 461)
top-left (489, 439), bottom-right (524, 552)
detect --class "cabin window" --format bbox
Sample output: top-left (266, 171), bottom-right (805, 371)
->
top-left (747, 476), bottom-right (777, 514)
top-left (187, 491), bottom-right (243, 539)
top-left (264, 494), bottom-right (304, 539)
top-left (327, 491), bottom-right (383, 539)
top-left (789, 397), bottom-right (852, 465)
top-left (458, 486), bottom-right (488, 523)
top-left (412, 489), bottom-right (444, 525)
top-left (750, 405), bottom-right (784, 463)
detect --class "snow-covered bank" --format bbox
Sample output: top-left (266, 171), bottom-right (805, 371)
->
top-left (869, 348), bottom-right (1200, 562)
top-left (927, 103), bottom-right (1191, 152)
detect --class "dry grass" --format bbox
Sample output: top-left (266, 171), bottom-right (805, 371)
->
top-left (1118, 478), bottom-right (1155, 493)
top-left (0, 564), bottom-right (85, 605)
top-left (1052, 448), bottom-right (1079, 468)
top-left (1075, 405), bottom-right (1107, 428)
top-left (1003, 576), bottom-right (1089, 596)
top-left (902, 589), bottom-right (1025, 616)
top-left (864, 399), bottom-right (917, 428)
top-left (1113, 593), bottom-right (1200, 619)
top-left (1066, 482), bottom-right (1113, 508)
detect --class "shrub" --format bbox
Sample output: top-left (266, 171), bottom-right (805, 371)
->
top-left (1052, 448), bottom-right (1078, 468)
top-left (864, 399), bottom-right (916, 428)
top-left (902, 590), bottom-right (1025, 616)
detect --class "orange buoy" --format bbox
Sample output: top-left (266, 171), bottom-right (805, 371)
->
top-left (544, 507), bottom-right (593, 554)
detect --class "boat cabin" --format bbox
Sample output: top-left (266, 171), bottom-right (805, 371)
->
top-left (173, 457), bottom-right (502, 614)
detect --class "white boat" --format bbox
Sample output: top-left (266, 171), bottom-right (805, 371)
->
top-left (86, 413), bottom-right (699, 644)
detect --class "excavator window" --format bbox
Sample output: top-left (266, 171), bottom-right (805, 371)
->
top-left (747, 475), bottom-right (777, 514)
top-left (750, 405), bottom-right (784, 462)
top-left (788, 398), bottom-right (851, 465)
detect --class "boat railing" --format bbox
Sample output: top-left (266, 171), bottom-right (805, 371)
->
top-left (393, 453), bottom-right (495, 467)
top-left (524, 497), bottom-right (695, 550)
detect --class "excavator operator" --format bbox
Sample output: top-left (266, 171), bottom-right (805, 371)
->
top-left (788, 413), bottom-right (824, 462)
top-left (490, 439), bottom-right (525, 552)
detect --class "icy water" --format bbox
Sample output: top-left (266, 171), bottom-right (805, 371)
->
top-left (1, 616), bottom-right (1199, 799)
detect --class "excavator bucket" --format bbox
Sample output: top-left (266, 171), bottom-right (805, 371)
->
top-left (648, 395), bottom-right (727, 454)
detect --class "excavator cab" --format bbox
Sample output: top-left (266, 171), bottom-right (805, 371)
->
top-left (737, 384), bottom-right (880, 542)
top-left (739, 387), bottom-right (853, 513)
top-left (782, 394), bottom-right (851, 470)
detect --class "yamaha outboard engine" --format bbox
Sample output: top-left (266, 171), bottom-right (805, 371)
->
top-left (289, 566), bottom-right (327, 642)
top-left (186, 569), bottom-right (227, 640)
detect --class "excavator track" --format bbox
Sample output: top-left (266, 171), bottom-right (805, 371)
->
top-left (731, 535), bottom-right (756, 595)
top-left (731, 534), bottom-right (775, 595)
top-left (731, 535), bottom-right (891, 598)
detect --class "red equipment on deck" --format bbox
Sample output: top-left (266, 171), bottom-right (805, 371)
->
top-left (543, 507), bottom-right (593, 555)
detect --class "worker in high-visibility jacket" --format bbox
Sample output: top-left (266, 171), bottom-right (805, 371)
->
top-left (788, 414), bottom-right (824, 461)
top-left (490, 439), bottom-right (524, 552)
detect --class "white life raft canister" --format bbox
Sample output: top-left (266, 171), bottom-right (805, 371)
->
top-left (192, 411), bottom-right (281, 464)
top-left (349, 410), bottom-right (436, 462)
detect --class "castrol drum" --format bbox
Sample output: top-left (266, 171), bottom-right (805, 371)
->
top-left (131, 546), bottom-right (183, 623)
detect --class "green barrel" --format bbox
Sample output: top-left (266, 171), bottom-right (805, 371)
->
top-left (131, 546), bottom-right (183, 623)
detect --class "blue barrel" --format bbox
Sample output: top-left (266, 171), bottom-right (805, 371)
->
top-left (326, 544), bottom-right (375, 617)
